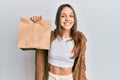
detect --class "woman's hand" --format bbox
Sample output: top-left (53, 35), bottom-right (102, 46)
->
top-left (30, 16), bottom-right (42, 23)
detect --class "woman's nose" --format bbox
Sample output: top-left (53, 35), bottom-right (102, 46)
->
top-left (65, 16), bottom-right (70, 21)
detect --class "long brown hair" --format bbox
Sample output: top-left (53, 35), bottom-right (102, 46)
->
top-left (54, 4), bottom-right (82, 59)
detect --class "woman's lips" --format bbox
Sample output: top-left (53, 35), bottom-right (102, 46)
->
top-left (64, 22), bottom-right (71, 26)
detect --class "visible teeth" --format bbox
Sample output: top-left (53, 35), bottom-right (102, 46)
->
top-left (65, 22), bottom-right (70, 26)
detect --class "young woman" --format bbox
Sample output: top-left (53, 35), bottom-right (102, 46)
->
top-left (31, 4), bottom-right (87, 80)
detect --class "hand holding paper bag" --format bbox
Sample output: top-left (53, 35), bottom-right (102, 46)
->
top-left (30, 16), bottom-right (42, 23)
top-left (17, 16), bottom-right (51, 50)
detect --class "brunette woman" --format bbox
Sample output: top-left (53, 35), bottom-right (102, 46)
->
top-left (31, 4), bottom-right (87, 80)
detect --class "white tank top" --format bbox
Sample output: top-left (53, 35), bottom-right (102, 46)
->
top-left (48, 37), bottom-right (75, 68)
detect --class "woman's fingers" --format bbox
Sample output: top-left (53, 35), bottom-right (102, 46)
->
top-left (30, 16), bottom-right (35, 22)
top-left (30, 16), bottom-right (42, 23)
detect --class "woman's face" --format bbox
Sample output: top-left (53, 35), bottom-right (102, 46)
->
top-left (60, 7), bottom-right (75, 31)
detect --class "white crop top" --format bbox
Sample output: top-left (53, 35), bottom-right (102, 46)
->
top-left (48, 37), bottom-right (75, 68)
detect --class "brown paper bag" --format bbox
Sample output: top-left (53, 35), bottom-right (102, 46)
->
top-left (17, 17), bottom-right (51, 50)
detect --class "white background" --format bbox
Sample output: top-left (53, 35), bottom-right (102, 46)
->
top-left (0, 0), bottom-right (120, 80)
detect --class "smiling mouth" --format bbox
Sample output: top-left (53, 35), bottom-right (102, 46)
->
top-left (64, 22), bottom-right (71, 26)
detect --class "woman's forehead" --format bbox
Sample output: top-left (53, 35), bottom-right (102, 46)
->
top-left (61, 7), bottom-right (73, 14)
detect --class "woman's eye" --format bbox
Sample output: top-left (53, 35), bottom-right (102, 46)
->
top-left (70, 15), bottom-right (74, 17)
top-left (61, 15), bottom-right (65, 17)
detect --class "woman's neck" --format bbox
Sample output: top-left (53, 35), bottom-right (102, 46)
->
top-left (62, 30), bottom-right (71, 38)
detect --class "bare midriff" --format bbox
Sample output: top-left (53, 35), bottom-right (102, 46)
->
top-left (49, 64), bottom-right (73, 75)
